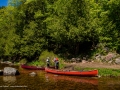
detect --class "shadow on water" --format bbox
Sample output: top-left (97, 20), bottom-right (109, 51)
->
top-left (0, 63), bottom-right (120, 90)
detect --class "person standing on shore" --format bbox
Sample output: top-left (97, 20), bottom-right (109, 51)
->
top-left (54, 57), bottom-right (59, 69)
top-left (46, 57), bottom-right (50, 67)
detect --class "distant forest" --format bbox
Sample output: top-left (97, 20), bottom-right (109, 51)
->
top-left (0, 0), bottom-right (120, 61)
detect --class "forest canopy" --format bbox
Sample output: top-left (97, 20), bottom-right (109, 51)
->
top-left (0, 0), bottom-right (120, 62)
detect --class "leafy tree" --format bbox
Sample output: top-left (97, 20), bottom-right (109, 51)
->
top-left (13, 0), bottom-right (50, 60)
top-left (45, 0), bottom-right (99, 57)
top-left (1, 0), bottom-right (120, 62)
top-left (0, 6), bottom-right (19, 60)
top-left (98, 0), bottom-right (120, 52)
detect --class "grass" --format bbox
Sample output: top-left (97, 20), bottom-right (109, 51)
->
top-left (97, 68), bottom-right (120, 77)
top-left (75, 67), bottom-right (120, 77)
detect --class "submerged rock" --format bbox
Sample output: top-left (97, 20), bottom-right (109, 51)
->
top-left (3, 76), bottom-right (16, 83)
top-left (29, 72), bottom-right (36, 77)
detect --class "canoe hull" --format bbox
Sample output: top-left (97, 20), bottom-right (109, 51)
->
top-left (21, 65), bottom-right (45, 70)
top-left (45, 68), bottom-right (98, 77)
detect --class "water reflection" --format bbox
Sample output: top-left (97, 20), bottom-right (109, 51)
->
top-left (3, 76), bottom-right (16, 83)
top-left (1, 63), bottom-right (120, 90)
top-left (45, 73), bottom-right (98, 85)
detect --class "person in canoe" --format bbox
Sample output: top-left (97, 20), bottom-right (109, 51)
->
top-left (54, 57), bottom-right (59, 69)
top-left (46, 57), bottom-right (50, 67)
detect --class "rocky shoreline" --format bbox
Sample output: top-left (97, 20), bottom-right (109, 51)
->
top-left (65, 52), bottom-right (120, 69)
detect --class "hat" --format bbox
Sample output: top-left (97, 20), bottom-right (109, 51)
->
top-left (56, 58), bottom-right (58, 60)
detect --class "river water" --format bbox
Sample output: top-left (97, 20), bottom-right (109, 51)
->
top-left (0, 64), bottom-right (120, 90)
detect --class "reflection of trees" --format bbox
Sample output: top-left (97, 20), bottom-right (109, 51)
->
top-left (3, 76), bottom-right (16, 83)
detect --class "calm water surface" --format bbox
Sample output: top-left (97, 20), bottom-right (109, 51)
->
top-left (0, 64), bottom-right (120, 90)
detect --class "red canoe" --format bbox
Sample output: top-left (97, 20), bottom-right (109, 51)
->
top-left (21, 64), bottom-right (45, 70)
top-left (45, 68), bottom-right (98, 77)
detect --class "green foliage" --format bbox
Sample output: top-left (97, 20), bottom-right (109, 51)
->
top-left (38, 50), bottom-right (65, 68)
top-left (39, 50), bottom-right (56, 60)
top-left (38, 50), bottom-right (57, 66)
top-left (19, 58), bottom-right (27, 64)
top-left (98, 0), bottom-right (120, 52)
top-left (0, 0), bottom-right (120, 63)
top-left (28, 60), bottom-right (45, 66)
top-left (45, 0), bottom-right (99, 56)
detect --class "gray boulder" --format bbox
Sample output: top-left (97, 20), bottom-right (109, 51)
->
top-left (105, 53), bottom-right (116, 61)
top-left (3, 67), bottom-right (20, 76)
top-left (115, 58), bottom-right (120, 64)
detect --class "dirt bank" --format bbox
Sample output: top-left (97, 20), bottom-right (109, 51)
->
top-left (64, 62), bottom-right (120, 69)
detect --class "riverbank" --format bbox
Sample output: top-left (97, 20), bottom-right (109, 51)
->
top-left (1, 60), bottom-right (120, 77)
top-left (64, 62), bottom-right (120, 77)
top-left (65, 62), bottom-right (120, 69)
